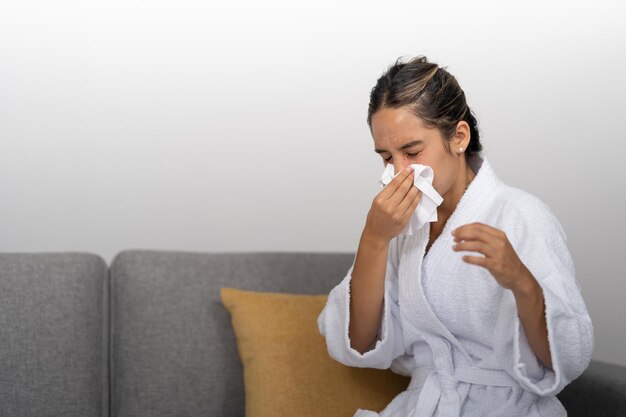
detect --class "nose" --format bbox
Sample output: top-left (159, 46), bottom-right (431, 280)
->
top-left (394, 162), bottom-right (410, 176)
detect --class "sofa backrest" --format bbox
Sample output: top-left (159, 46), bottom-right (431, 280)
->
top-left (109, 249), bottom-right (355, 417)
top-left (0, 253), bottom-right (109, 417)
top-left (3, 250), bottom-right (624, 417)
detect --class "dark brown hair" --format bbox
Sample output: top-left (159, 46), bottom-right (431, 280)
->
top-left (367, 55), bottom-right (483, 159)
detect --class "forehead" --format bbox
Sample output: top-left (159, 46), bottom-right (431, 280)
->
top-left (371, 107), bottom-right (437, 148)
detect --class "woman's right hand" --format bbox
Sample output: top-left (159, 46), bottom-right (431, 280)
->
top-left (363, 166), bottom-right (423, 243)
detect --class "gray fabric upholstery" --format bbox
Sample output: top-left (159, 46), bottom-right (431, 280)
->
top-left (0, 253), bottom-right (108, 417)
top-left (109, 249), bottom-right (355, 417)
top-left (2, 249), bottom-right (625, 417)
top-left (558, 359), bottom-right (626, 417)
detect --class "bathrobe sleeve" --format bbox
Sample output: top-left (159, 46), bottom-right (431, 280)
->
top-left (317, 237), bottom-right (406, 370)
top-left (493, 200), bottom-right (594, 396)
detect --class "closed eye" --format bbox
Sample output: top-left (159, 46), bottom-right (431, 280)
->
top-left (384, 152), bottom-right (420, 162)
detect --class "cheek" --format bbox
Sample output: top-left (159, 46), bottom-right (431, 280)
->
top-left (430, 168), bottom-right (451, 195)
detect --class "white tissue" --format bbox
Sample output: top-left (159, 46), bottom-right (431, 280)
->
top-left (378, 163), bottom-right (444, 236)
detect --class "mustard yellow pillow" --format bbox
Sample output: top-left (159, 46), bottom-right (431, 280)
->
top-left (220, 287), bottom-right (410, 417)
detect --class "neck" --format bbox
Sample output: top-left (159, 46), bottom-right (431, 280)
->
top-left (438, 162), bottom-right (476, 220)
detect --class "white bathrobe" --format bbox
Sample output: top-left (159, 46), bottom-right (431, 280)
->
top-left (317, 152), bottom-right (594, 417)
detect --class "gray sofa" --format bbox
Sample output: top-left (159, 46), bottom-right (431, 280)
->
top-left (0, 250), bottom-right (624, 417)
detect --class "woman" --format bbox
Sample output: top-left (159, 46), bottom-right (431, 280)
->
top-left (317, 55), bottom-right (594, 417)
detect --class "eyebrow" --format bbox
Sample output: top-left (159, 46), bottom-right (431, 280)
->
top-left (374, 140), bottom-right (424, 154)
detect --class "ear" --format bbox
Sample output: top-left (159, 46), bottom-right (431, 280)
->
top-left (452, 120), bottom-right (471, 150)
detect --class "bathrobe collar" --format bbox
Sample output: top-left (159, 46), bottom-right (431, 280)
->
top-left (423, 151), bottom-right (502, 266)
top-left (397, 151), bottom-right (502, 366)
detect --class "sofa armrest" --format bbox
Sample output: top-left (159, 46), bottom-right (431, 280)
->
top-left (557, 359), bottom-right (626, 417)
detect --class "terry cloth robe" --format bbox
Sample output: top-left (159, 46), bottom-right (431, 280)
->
top-left (317, 152), bottom-right (594, 417)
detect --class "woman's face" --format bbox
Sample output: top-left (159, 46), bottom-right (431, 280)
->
top-left (370, 106), bottom-right (471, 198)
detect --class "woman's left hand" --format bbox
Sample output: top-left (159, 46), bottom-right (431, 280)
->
top-left (451, 222), bottom-right (533, 293)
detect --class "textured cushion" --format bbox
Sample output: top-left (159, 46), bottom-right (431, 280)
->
top-left (0, 253), bottom-right (108, 417)
top-left (220, 287), bottom-right (410, 417)
top-left (557, 359), bottom-right (626, 417)
top-left (110, 250), bottom-right (356, 417)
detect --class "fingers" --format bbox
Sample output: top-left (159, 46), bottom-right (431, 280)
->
top-left (398, 185), bottom-right (421, 217)
top-left (371, 165), bottom-right (421, 238)
top-left (380, 166), bottom-right (414, 200)
top-left (453, 223), bottom-right (504, 241)
top-left (452, 240), bottom-right (495, 257)
top-left (382, 170), bottom-right (416, 212)
top-left (453, 227), bottom-right (490, 244)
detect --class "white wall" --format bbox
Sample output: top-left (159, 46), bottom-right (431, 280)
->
top-left (1, 0), bottom-right (624, 366)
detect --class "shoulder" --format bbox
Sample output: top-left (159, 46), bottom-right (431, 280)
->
top-left (488, 182), bottom-right (568, 245)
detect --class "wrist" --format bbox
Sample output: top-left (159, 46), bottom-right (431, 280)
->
top-left (360, 230), bottom-right (390, 252)
top-left (512, 269), bottom-right (541, 300)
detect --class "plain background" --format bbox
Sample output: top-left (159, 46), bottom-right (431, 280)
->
top-left (1, 0), bottom-right (624, 367)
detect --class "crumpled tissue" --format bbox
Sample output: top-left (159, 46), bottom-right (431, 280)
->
top-left (378, 163), bottom-right (444, 236)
